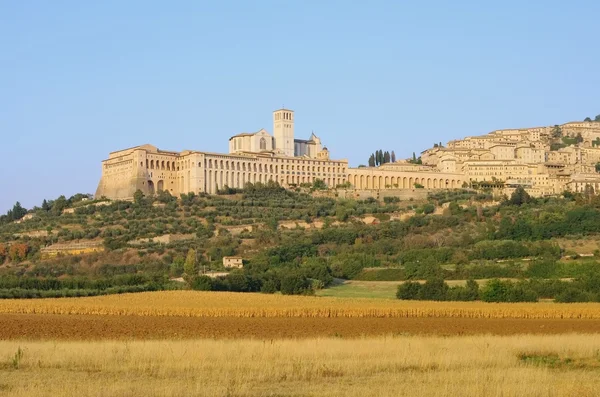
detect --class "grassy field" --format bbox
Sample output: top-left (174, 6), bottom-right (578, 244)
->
top-left (316, 279), bottom-right (400, 299)
top-left (2, 335), bottom-right (600, 396)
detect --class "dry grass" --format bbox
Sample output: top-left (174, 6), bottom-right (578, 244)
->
top-left (2, 291), bottom-right (600, 319)
top-left (1, 335), bottom-right (600, 396)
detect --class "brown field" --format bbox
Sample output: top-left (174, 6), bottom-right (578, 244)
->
top-left (2, 314), bottom-right (600, 339)
top-left (2, 335), bottom-right (600, 396)
top-left (2, 291), bottom-right (600, 319)
top-left (2, 291), bottom-right (600, 396)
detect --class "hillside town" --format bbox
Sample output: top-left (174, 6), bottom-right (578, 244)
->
top-left (95, 109), bottom-right (600, 200)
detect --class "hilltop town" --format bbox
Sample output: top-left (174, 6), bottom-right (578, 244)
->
top-left (418, 118), bottom-right (600, 196)
top-left (96, 109), bottom-right (600, 200)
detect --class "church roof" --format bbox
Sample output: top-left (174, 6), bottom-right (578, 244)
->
top-left (229, 128), bottom-right (270, 141)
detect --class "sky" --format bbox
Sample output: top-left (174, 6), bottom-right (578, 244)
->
top-left (1, 0), bottom-right (599, 213)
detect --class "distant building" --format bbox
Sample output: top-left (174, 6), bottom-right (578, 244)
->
top-left (95, 108), bottom-right (347, 199)
top-left (223, 256), bottom-right (243, 269)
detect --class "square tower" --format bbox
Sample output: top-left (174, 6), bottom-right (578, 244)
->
top-left (273, 108), bottom-right (295, 157)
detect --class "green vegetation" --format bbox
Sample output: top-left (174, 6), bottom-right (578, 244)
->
top-left (4, 182), bottom-right (600, 300)
top-left (368, 149), bottom-right (396, 167)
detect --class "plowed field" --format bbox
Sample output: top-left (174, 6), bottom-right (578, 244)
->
top-left (2, 314), bottom-right (600, 339)
top-left (2, 291), bottom-right (600, 340)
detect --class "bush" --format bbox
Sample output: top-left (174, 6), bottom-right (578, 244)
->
top-left (190, 275), bottom-right (213, 291)
top-left (280, 272), bottom-right (312, 295)
top-left (481, 279), bottom-right (538, 302)
top-left (417, 277), bottom-right (449, 301)
top-left (396, 281), bottom-right (421, 300)
top-left (555, 288), bottom-right (591, 303)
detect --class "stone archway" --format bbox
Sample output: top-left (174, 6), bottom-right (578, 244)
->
top-left (157, 180), bottom-right (164, 191)
top-left (147, 180), bottom-right (155, 195)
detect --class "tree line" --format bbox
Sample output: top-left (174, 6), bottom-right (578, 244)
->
top-left (368, 150), bottom-right (396, 167)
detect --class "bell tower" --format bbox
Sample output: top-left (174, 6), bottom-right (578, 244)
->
top-left (273, 108), bottom-right (294, 157)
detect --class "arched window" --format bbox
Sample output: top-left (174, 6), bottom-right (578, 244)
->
top-left (260, 138), bottom-right (267, 150)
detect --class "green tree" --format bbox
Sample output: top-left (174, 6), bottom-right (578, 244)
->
top-left (190, 275), bottom-right (213, 291)
top-left (133, 189), bottom-right (145, 205)
top-left (391, 151), bottom-right (396, 163)
top-left (396, 281), bottom-right (421, 300)
top-left (10, 202), bottom-right (27, 221)
top-left (280, 272), bottom-right (311, 295)
top-left (595, 114), bottom-right (600, 122)
top-left (383, 151), bottom-right (390, 164)
top-left (584, 117), bottom-right (592, 122)
top-left (312, 179), bottom-right (327, 190)
top-left (368, 154), bottom-right (375, 167)
top-left (184, 249), bottom-right (197, 278)
top-left (418, 277), bottom-right (449, 301)
top-left (507, 186), bottom-right (532, 206)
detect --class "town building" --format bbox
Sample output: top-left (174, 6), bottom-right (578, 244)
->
top-left (96, 109), bottom-right (600, 200)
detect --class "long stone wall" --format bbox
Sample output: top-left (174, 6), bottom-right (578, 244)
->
top-left (347, 168), bottom-right (466, 190)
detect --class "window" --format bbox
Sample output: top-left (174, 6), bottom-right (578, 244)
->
top-left (260, 137), bottom-right (267, 150)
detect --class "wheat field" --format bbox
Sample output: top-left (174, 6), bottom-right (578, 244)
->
top-left (1, 334), bottom-right (600, 397)
top-left (1, 290), bottom-right (600, 319)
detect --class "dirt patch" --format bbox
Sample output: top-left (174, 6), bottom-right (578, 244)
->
top-left (2, 314), bottom-right (600, 340)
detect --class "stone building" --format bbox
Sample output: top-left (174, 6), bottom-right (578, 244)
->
top-left (96, 110), bottom-right (600, 200)
top-left (96, 109), bottom-right (348, 199)
top-left (223, 256), bottom-right (243, 269)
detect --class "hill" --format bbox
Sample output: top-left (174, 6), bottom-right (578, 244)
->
top-left (2, 183), bottom-right (600, 302)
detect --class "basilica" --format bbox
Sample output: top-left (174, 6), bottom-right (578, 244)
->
top-left (95, 108), bottom-right (347, 199)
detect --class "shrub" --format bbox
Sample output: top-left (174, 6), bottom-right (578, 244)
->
top-left (190, 276), bottom-right (213, 291)
top-left (396, 281), bottom-right (421, 300)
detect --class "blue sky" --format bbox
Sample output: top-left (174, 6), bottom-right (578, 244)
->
top-left (1, 1), bottom-right (599, 213)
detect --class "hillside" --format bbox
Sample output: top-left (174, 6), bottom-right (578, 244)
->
top-left (2, 183), bottom-right (600, 302)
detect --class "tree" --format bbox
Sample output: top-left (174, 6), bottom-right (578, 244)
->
top-left (8, 243), bottom-right (28, 262)
top-left (576, 133), bottom-right (584, 143)
top-left (10, 202), bottom-right (27, 221)
top-left (507, 186), bottom-right (532, 206)
top-left (280, 272), bottom-right (311, 295)
top-left (0, 243), bottom-right (7, 263)
top-left (418, 277), bottom-right (449, 301)
top-left (312, 179), bottom-right (327, 190)
top-left (396, 281), bottom-right (421, 300)
top-left (133, 189), bottom-right (145, 205)
top-left (391, 151), bottom-right (396, 163)
top-left (368, 154), bottom-right (375, 167)
top-left (190, 275), bottom-right (213, 291)
top-left (51, 195), bottom-right (68, 215)
top-left (584, 117), bottom-right (592, 122)
top-left (184, 249), bottom-right (197, 278)
top-left (596, 114), bottom-right (600, 122)
top-left (383, 151), bottom-right (390, 164)
top-left (412, 152), bottom-right (417, 162)
top-left (41, 199), bottom-right (50, 212)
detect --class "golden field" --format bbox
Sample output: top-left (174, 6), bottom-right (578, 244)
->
top-left (2, 290), bottom-right (600, 319)
top-left (2, 335), bottom-right (600, 397)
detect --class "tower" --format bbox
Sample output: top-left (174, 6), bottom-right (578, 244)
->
top-left (273, 108), bottom-right (294, 157)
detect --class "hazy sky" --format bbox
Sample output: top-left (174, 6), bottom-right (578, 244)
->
top-left (1, 1), bottom-right (599, 213)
